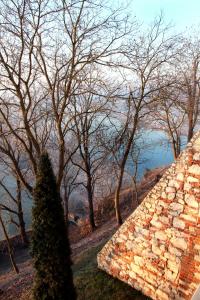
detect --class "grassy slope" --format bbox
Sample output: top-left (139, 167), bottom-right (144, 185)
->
top-left (19, 242), bottom-right (150, 300)
top-left (73, 243), bottom-right (150, 300)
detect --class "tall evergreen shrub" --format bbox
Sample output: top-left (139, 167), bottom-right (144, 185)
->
top-left (31, 152), bottom-right (76, 300)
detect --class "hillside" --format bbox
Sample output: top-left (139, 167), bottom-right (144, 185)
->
top-left (0, 167), bottom-right (166, 300)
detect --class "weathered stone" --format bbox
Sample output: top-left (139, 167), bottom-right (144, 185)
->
top-left (194, 244), bottom-right (200, 251)
top-left (169, 203), bottom-right (184, 213)
top-left (161, 191), bottom-right (167, 198)
top-left (155, 206), bottom-right (163, 214)
top-left (167, 193), bottom-right (176, 200)
top-left (180, 214), bottom-right (197, 222)
top-left (164, 252), bottom-right (176, 261)
top-left (194, 255), bottom-right (200, 262)
top-left (155, 289), bottom-right (169, 300)
top-left (116, 237), bottom-right (126, 243)
top-left (135, 227), bottom-right (149, 237)
top-left (177, 173), bottom-right (184, 181)
top-left (177, 191), bottom-right (184, 199)
top-left (128, 233), bottom-right (135, 241)
top-left (159, 216), bottom-right (170, 225)
top-left (189, 226), bottom-right (196, 234)
top-left (152, 244), bottom-right (162, 256)
top-left (155, 231), bottom-right (167, 241)
top-left (178, 199), bottom-right (185, 205)
top-left (145, 202), bottom-right (151, 209)
top-left (187, 176), bottom-right (199, 183)
top-left (168, 245), bottom-right (182, 257)
top-left (151, 193), bottom-right (159, 199)
top-left (185, 194), bottom-right (199, 208)
top-left (111, 260), bottom-right (121, 269)
top-left (98, 132), bottom-right (200, 300)
top-left (188, 164), bottom-right (200, 176)
top-left (174, 181), bottom-right (183, 189)
top-left (126, 241), bottom-right (135, 250)
top-left (145, 274), bottom-right (157, 286)
top-left (129, 271), bottom-right (137, 279)
top-left (194, 273), bottom-right (200, 282)
top-left (130, 263), bottom-right (143, 276)
top-left (184, 182), bottom-right (192, 192)
top-left (168, 180), bottom-right (176, 187)
top-left (171, 237), bottom-right (187, 250)
top-left (167, 260), bottom-right (180, 273)
top-left (165, 269), bottom-right (177, 282)
top-left (134, 256), bottom-right (144, 266)
top-left (159, 200), bottom-right (168, 208)
top-left (160, 182), bottom-right (167, 188)
top-left (193, 152), bottom-right (200, 161)
top-left (166, 187), bottom-right (176, 193)
top-left (173, 217), bottom-right (185, 230)
top-left (150, 219), bottom-right (163, 229)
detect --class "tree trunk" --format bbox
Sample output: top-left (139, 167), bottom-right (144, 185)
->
top-left (86, 176), bottom-right (96, 231)
top-left (187, 103), bottom-right (194, 142)
top-left (16, 179), bottom-right (28, 246)
top-left (114, 121), bottom-right (138, 226)
top-left (169, 133), bottom-right (181, 160)
top-left (171, 139), bottom-right (178, 160)
top-left (0, 215), bottom-right (19, 274)
top-left (114, 170), bottom-right (123, 225)
top-left (167, 126), bottom-right (181, 160)
top-left (132, 178), bottom-right (139, 207)
top-left (187, 118), bottom-right (194, 142)
top-left (63, 189), bottom-right (69, 224)
top-left (176, 136), bottom-right (181, 158)
top-left (18, 208), bottom-right (28, 246)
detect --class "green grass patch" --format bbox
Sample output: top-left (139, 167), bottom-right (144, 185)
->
top-left (20, 243), bottom-right (150, 300)
top-left (73, 244), bottom-right (150, 300)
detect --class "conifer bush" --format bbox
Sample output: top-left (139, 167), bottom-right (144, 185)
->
top-left (31, 152), bottom-right (76, 300)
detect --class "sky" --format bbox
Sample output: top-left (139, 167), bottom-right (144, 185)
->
top-left (129, 0), bottom-right (200, 31)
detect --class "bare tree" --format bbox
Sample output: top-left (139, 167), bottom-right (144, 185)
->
top-left (127, 141), bottom-right (145, 207)
top-left (0, 0), bottom-right (132, 232)
top-left (175, 32), bottom-right (200, 142)
top-left (32, 0), bottom-right (132, 190)
top-left (0, 0), bottom-right (49, 192)
top-left (62, 162), bottom-right (80, 223)
top-left (71, 75), bottom-right (112, 230)
top-left (0, 0), bottom-right (131, 184)
top-left (110, 15), bottom-right (176, 225)
top-left (0, 173), bottom-right (28, 246)
top-left (0, 138), bottom-right (30, 245)
top-left (151, 85), bottom-right (185, 159)
top-left (0, 211), bottom-right (19, 273)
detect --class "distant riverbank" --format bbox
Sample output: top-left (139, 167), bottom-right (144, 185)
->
top-left (0, 130), bottom-right (186, 240)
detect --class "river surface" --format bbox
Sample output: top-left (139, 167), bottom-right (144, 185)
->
top-left (0, 130), bottom-right (186, 239)
top-left (129, 130), bottom-right (186, 179)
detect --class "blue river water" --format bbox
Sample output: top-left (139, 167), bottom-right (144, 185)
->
top-left (0, 130), bottom-right (186, 239)
top-left (129, 130), bottom-right (185, 179)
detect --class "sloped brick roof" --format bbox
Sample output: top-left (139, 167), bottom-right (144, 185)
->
top-left (97, 132), bottom-right (200, 300)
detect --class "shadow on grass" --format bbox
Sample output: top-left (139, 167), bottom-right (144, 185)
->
top-left (16, 242), bottom-right (150, 300)
top-left (73, 244), bottom-right (150, 300)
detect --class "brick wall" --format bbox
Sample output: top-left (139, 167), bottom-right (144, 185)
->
top-left (97, 132), bottom-right (200, 300)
